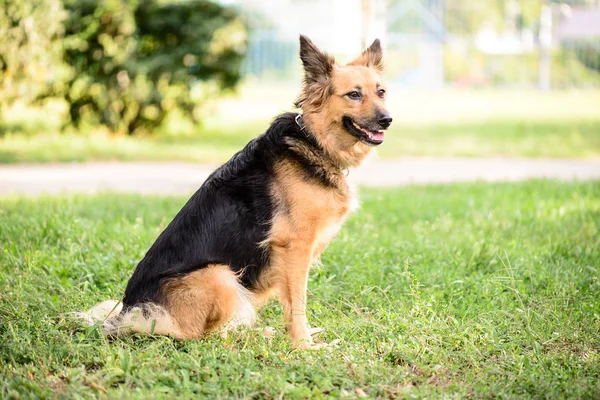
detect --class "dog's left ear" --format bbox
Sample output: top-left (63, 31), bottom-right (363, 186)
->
top-left (299, 35), bottom-right (336, 83)
top-left (350, 39), bottom-right (383, 72)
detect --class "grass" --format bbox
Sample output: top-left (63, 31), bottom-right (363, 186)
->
top-left (0, 126), bottom-right (261, 165)
top-left (1, 86), bottom-right (599, 163)
top-left (378, 119), bottom-right (600, 159)
top-left (1, 180), bottom-right (599, 398)
top-left (2, 120), bottom-right (599, 164)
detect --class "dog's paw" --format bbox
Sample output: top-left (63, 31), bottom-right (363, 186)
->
top-left (308, 327), bottom-right (324, 336)
top-left (293, 336), bottom-right (342, 350)
top-left (293, 340), bottom-right (328, 350)
top-left (294, 339), bottom-right (342, 350)
top-left (255, 326), bottom-right (277, 337)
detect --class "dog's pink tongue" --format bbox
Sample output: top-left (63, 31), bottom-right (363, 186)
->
top-left (368, 130), bottom-right (384, 140)
top-left (360, 127), bottom-right (384, 140)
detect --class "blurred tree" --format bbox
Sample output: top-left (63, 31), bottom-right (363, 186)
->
top-left (0, 0), bottom-right (66, 109)
top-left (576, 43), bottom-right (600, 73)
top-left (45, 0), bottom-right (247, 135)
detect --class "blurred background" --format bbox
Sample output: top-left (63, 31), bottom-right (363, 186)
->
top-left (240, 0), bottom-right (600, 88)
top-left (1, 0), bottom-right (599, 164)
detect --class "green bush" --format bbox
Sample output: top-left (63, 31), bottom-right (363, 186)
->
top-left (0, 0), bottom-right (66, 108)
top-left (0, 0), bottom-right (247, 135)
top-left (53, 0), bottom-right (247, 135)
top-left (574, 41), bottom-right (600, 74)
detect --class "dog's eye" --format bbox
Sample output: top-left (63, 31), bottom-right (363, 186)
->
top-left (378, 88), bottom-right (386, 98)
top-left (347, 91), bottom-right (362, 100)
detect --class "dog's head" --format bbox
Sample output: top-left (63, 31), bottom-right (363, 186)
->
top-left (296, 35), bottom-right (392, 168)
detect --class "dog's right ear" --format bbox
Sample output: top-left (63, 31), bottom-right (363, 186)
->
top-left (349, 39), bottom-right (383, 72)
top-left (299, 35), bottom-right (335, 83)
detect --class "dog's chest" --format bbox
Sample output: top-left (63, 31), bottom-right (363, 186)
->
top-left (309, 184), bottom-right (355, 258)
top-left (270, 162), bottom-right (357, 255)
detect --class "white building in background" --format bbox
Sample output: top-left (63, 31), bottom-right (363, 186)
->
top-left (556, 6), bottom-right (600, 41)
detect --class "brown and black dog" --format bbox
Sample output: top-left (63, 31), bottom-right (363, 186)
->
top-left (80, 35), bottom-right (392, 349)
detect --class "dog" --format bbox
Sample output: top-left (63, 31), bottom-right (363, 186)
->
top-left (80, 35), bottom-right (392, 349)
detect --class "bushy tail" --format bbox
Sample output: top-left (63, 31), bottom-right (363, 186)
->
top-left (74, 300), bottom-right (182, 338)
top-left (74, 300), bottom-right (123, 326)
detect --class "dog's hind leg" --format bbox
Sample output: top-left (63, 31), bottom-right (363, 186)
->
top-left (162, 264), bottom-right (256, 339)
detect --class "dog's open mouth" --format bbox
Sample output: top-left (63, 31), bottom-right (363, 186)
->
top-left (342, 116), bottom-right (385, 146)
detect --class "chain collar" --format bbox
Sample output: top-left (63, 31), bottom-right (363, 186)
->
top-left (294, 113), bottom-right (306, 131)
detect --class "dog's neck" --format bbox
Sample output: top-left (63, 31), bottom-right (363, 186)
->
top-left (281, 113), bottom-right (346, 188)
top-left (300, 111), bottom-right (373, 170)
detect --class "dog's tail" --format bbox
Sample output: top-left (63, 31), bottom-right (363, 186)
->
top-left (74, 300), bottom-right (123, 326)
top-left (74, 300), bottom-right (182, 338)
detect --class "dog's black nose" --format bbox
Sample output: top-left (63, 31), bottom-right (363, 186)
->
top-left (378, 115), bottom-right (393, 129)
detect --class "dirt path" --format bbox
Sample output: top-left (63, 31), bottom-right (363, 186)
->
top-left (1, 158), bottom-right (599, 196)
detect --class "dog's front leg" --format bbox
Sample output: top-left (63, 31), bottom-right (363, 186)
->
top-left (273, 241), bottom-right (321, 349)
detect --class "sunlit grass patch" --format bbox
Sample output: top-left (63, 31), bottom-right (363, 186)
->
top-left (1, 180), bottom-right (599, 398)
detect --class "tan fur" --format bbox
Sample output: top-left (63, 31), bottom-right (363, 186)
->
top-left (259, 37), bottom-right (388, 347)
top-left (257, 160), bottom-right (354, 348)
top-left (162, 264), bottom-right (256, 339)
top-left (301, 50), bottom-right (388, 169)
top-left (78, 266), bottom-right (255, 339)
top-left (348, 39), bottom-right (384, 72)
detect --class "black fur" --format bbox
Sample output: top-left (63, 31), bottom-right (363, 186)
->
top-left (122, 113), bottom-right (334, 309)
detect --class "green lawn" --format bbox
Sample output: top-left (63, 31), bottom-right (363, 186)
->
top-left (1, 88), bottom-right (599, 163)
top-left (2, 119), bottom-right (599, 163)
top-left (1, 181), bottom-right (599, 398)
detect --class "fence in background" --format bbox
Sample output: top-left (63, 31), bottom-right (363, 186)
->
top-left (238, 0), bottom-right (600, 88)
